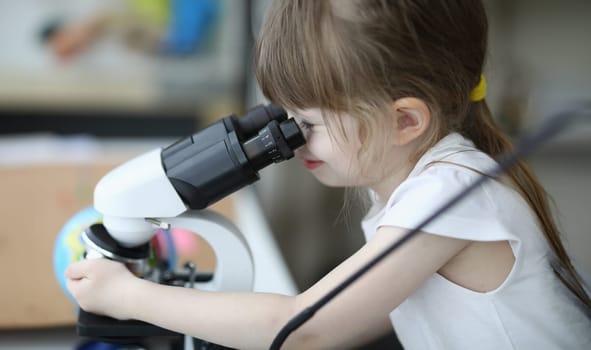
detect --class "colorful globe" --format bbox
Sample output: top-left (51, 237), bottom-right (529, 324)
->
top-left (53, 207), bottom-right (102, 300)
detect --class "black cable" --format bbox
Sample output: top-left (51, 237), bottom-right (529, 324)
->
top-left (269, 102), bottom-right (591, 349)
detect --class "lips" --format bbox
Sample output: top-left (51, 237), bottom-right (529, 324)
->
top-left (303, 159), bottom-right (323, 170)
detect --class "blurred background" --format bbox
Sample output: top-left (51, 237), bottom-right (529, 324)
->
top-left (0, 0), bottom-right (589, 349)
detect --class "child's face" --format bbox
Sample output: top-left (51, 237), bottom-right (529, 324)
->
top-left (289, 108), bottom-right (363, 187)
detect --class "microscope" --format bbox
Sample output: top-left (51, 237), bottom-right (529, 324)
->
top-left (76, 104), bottom-right (305, 348)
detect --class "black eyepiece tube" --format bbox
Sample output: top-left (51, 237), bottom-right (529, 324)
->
top-left (237, 104), bottom-right (288, 138)
top-left (242, 119), bottom-right (306, 170)
top-left (162, 104), bottom-right (305, 209)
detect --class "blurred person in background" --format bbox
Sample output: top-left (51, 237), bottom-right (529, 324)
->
top-left (42, 0), bottom-right (219, 61)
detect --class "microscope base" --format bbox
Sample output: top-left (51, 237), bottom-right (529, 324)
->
top-left (77, 309), bottom-right (181, 341)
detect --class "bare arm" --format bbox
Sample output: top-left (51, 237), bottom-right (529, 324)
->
top-left (66, 227), bottom-right (468, 349)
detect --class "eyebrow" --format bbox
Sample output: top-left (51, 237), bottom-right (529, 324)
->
top-left (288, 112), bottom-right (307, 121)
top-left (291, 111), bottom-right (317, 121)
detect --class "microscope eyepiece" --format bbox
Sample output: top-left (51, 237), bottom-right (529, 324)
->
top-left (236, 104), bottom-right (288, 138)
top-left (162, 104), bottom-right (306, 209)
top-left (242, 119), bottom-right (305, 170)
top-left (280, 117), bottom-right (306, 150)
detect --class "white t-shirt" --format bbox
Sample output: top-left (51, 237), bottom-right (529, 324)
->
top-left (361, 133), bottom-right (591, 350)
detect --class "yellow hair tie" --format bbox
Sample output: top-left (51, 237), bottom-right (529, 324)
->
top-left (470, 75), bottom-right (487, 102)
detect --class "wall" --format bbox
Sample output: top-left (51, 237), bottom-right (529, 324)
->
top-left (485, 0), bottom-right (591, 273)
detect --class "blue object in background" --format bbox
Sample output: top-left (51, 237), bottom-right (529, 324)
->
top-left (53, 207), bottom-right (102, 301)
top-left (162, 0), bottom-right (220, 54)
top-left (76, 341), bottom-right (122, 350)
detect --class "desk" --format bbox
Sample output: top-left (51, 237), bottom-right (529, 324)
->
top-left (0, 135), bottom-right (296, 329)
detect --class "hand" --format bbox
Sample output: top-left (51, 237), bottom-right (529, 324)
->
top-left (65, 258), bottom-right (140, 320)
top-left (47, 14), bottom-right (109, 61)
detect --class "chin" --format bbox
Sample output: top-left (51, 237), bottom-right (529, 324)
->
top-left (312, 173), bottom-right (355, 188)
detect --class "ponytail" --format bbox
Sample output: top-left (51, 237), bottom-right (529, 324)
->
top-left (464, 100), bottom-right (591, 314)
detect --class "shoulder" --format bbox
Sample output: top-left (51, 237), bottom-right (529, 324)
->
top-left (388, 153), bottom-right (495, 210)
top-left (364, 133), bottom-right (532, 243)
top-left (397, 132), bottom-right (497, 199)
top-left (379, 152), bottom-right (523, 243)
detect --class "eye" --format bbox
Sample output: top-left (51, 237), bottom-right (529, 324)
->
top-left (297, 120), bottom-right (314, 131)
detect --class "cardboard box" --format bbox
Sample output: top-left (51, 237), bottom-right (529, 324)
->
top-left (0, 137), bottom-right (232, 329)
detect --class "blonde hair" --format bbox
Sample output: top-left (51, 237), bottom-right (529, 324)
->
top-left (254, 0), bottom-right (590, 311)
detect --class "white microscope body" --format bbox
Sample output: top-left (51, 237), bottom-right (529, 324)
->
top-left (92, 147), bottom-right (254, 292)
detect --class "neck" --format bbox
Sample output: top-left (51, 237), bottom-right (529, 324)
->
top-left (366, 136), bottom-right (426, 205)
top-left (369, 159), bottom-right (415, 205)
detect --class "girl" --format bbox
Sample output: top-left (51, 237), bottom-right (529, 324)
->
top-left (66, 1), bottom-right (591, 349)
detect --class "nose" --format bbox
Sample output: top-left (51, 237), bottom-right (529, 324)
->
top-left (301, 128), bottom-right (312, 142)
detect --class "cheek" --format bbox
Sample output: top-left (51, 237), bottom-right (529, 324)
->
top-left (302, 133), bottom-right (330, 155)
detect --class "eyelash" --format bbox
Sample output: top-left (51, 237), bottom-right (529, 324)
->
top-left (297, 120), bottom-right (314, 130)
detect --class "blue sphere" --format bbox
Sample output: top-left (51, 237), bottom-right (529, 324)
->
top-left (53, 207), bottom-right (102, 300)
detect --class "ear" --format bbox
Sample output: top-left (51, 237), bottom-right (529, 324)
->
top-left (390, 97), bottom-right (431, 146)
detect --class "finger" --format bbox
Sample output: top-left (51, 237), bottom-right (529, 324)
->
top-left (64, 259), bottom-right (96, 279)
top-left (65, 277), bottom-right (79, 295)
top-left (65, 276), bottom-right (88, 301)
